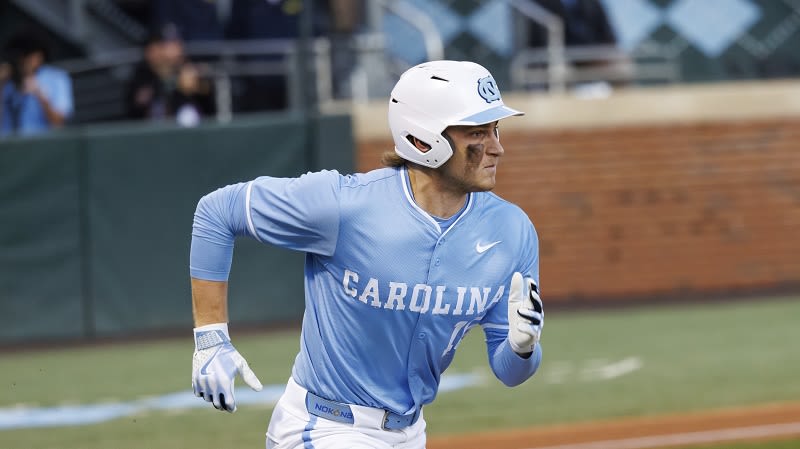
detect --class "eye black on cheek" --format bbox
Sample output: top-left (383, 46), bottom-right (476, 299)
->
top-left (466, 143), bottom-right (484, 161)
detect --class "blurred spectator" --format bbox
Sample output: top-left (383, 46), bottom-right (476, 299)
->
top-left (225, 0), bottom-right (324, 112)
top-left (0, 31), bottom-right (73, 137)
top-left (226, 0), bottom-right (363, 111)
top-left (172, 61), bottom-right (217, 126)
top-left (526, 0), bottom-right (631, 91)
top-left (124, 24), bottom-right (215, 125)
top-left (528, 0), bottom-right (617, 49)
top-left (143, 1), bottom-right (362, 113)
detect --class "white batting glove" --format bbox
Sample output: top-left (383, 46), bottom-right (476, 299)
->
top-left (507, 272), bottom-right (544, 355)
top-left (192, 323), bottom-right (263, 413)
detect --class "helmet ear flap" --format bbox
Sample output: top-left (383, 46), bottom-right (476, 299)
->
top-left (389, 101), bottom-right (453, 168)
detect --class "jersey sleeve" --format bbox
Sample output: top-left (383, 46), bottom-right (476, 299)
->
top-left (481, 215), bottom-right (539, 329)
top-left (245, 170), bottom-right (341, 254)
top-left (55, 72), bottom-right (74, 117)
top-left (189, 170), bottom-right (341, 281)
top-left (483, 325), bottom-right (542, 386)
top-left (41, 69), bottom-right (74, 117)
top-left (190, 182), bottom-right (249, 281)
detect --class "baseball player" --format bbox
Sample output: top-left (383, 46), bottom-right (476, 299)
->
top-left (190, 60), bottom-right (544, 448)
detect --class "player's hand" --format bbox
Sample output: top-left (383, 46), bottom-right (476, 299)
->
top-left (507, 272), bottom-right (544, 355)
top-left (192, 323), bottom-right (263, 413)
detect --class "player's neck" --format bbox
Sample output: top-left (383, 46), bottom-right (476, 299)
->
top-left (407, 165), bottom-right (467, 219)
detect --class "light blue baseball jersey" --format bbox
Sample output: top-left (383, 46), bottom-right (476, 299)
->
top-left (191, 165), bottom-right (542, 415)
top-left (1, 65), bottom-right (73, 136)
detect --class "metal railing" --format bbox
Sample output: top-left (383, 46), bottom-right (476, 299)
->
top-left (374, 0), bottom-right (444, 62)
top-left (510, 42), bottom-right (681, 91)
top-left (51, 0), bottom-right (447, 124)
top-left (346, 0), bottom-right (445, 103)
top-left (58, 38), bottom-right (331, 124)
top-left (509, 0), bottom-right (680, 92)
top-left (509, 0), bottom-right (568, 93)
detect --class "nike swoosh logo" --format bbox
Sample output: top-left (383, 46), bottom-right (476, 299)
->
top-left (200, 346), bottom-right (223, 375)
top-left (476, 240), bottom-right (502, 253)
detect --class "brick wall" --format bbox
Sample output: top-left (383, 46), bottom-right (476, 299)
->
top-left (356, 118), bottom-right (800, 302)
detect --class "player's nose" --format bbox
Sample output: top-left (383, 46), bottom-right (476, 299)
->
top-left (486, 134), bottom-right (504, 157)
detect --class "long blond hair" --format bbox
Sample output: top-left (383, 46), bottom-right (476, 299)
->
top-left (380, 150), bottom-right (407, 168)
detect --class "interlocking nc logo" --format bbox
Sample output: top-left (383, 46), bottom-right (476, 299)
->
top-left (477, 76), bottom-right (501, 103)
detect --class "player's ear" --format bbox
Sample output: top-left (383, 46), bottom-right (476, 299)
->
top-left (407, 135), bottom-right (432, 153)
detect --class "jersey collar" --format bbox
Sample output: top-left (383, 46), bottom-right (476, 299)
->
top-left (399, 165), bottom-right (474, 234)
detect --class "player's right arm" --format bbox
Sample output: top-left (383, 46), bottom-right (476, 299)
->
top-left (189, 171), bottom-right (342, 413)
top-left (192, 278), bottom-right (228, 327)
top-left (190, 182), bottom-right (262, 413)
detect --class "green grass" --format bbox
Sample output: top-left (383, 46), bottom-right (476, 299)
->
top-left (2, 297), bottom-right (800, 449)
top-left (425, 296), bottom-right (800, 432)
top-left (4, 330), bottom-right (301, 406)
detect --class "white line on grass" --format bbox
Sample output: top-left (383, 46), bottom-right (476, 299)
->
top-left (0, 373), bottom-right (481, 430)
top-left (523, 422), bottom-right (800, 449)
top-left (544, 357), bottom-right (643, 384)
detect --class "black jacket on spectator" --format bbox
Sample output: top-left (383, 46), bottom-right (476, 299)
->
top-left (124, 61), bottom-right (170, 119)
top-left (528, 0), bottom-right (617, 48)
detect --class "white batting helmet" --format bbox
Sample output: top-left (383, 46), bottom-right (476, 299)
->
top-left (388, 60), bottom-right (523, 168)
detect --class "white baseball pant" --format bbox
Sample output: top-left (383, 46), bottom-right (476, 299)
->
top-left (266, 377), bottom-right (426, 449)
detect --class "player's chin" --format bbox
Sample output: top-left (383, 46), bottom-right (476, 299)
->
top-left (483, 168), bottom-right (499, 188)
top-left (473, 176), bottom-right (496, 192)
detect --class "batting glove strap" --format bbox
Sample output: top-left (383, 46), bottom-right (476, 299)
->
top-left (193, 323), bottom-right (231, 350)
top-left (195, 329), bottom-right (229, 350)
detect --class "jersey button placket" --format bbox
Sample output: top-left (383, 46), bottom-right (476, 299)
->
top-left (433, 237), bottom-right (444, 268)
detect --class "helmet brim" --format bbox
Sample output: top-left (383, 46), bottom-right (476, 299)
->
top-left (453, 104), bottom-right (524, 126)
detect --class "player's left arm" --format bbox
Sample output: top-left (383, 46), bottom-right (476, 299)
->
top-left (480, 218), bottom-right (542, 386)
top-left (484, 324), bottom-right (542, 386)
top-left (481, 274), bottom-right (543, 387)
